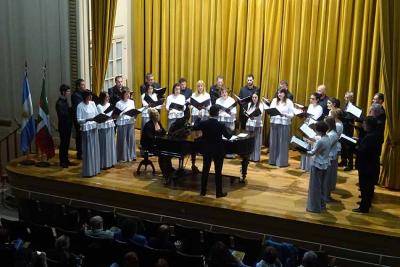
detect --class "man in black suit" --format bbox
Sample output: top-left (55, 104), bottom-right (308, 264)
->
top-left (317, 84), bottom-right (329, 117)
top-left (209, 75), bottom-right (224, 105)
top-left (239, 74), bottom-right (260, 129)
top-left (193, 105), bottom-right (232, 198)
top-left (140, 73), bottom-right (161, 95)
top-left (55, 84), bottom-right (72, 168)
top-left (353, 116), bottom-right (380, 213)
top-left (108, 75), bottom-right (129, 106)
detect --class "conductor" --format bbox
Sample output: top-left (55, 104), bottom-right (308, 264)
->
top-left (193, 105), bottom-right (232, 198)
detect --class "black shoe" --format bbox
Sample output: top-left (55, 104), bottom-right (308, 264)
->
top-left (356, 201), bottom-right (361, 205)
top-left (343, 166), bottom-right (353, 171)
top-left (60, 162), bottom-right (69, 168)
top-left (200, 191), bottom-right (206, 196)
top-left (352, 207), bottom-right (369, 213)
top-left (338, 161), bottom-right (346, 167)
top-left (216, 192), bottom-right (227, 198)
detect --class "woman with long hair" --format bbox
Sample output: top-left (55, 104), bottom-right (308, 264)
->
top-left (268, 88), bottom-right (294, 167)
top-left (190, 80), bottom-right (211, 123)
top-left (245, 93), bottom-right (263, 162)
top-left (96, 92), bottom-right (116, 169)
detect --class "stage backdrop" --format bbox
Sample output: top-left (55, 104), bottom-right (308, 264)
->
top-left (129, 0), bottom-right (399, 189)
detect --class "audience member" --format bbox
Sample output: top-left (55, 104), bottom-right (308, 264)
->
top-left (154, 258), bottom-right (169, 267)
top-left (114, 218), bottom-right (147, 246)
top-left (208, 241), bottom-right (249, 267)
top-left (256, 246), bottom-right (282, 267)
top-left (85, 215), bottom-right (115, 239)
top-left (148, 225), bottom-right (175, 251)
top-left (299, 251), bottom-right (318, 267)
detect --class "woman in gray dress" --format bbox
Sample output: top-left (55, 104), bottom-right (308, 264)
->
top-left (306, 121), bottom-right (331, 213)
top-left (324, 116), bottom-right (339, 202)
top-left (245, 93), bottom-right (263, 162)
top-left (115, 89), bottom-right (136, 162)
top-left (96, 92), bottom-right (117, 169)
top-left (76, 91), bottom-right (100, 177)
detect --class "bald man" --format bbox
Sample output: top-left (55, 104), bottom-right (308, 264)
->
top-left (317, 85), bottom-right (329, 117)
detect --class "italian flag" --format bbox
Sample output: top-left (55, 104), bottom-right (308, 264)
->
top-left (36, 75), bottom-right (55, 159)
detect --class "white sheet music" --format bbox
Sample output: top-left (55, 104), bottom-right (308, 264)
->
top-left (340, 134), bottom-right (357, 144)
top-left (290, 136), bottom-right (309, 150)
top-left (237, 133), bottom-right (248, 138)
top-left (222, 135), bottom-right (238, 141)
top-left (346, 102), bottom-right (362, 118)
top-left (294, 108), bottom-right (304, 115)
top-left (300, 123), bottom-right (317, 138)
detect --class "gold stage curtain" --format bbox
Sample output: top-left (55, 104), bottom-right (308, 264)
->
top-left (91, 0), bottom-right (118, 96)
top-left (131, 0), bottom-right (397, 187)
top-left (378, 0), bottom-right (400, 190)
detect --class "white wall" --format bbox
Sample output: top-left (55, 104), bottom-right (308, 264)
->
top-left (0, 0), bottom-right (70, 130)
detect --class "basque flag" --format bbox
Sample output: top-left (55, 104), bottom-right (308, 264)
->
top-left (20, 71), bottom-right (36, 153)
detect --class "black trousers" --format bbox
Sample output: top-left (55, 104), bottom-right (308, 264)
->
top-left (201, 153), bottom-right (224, 195)
top-left (73, 120), bottom-right (82, 158)
top-left (239, 109), bottom-right (248, 130)
top-left (359, 171), bottom-right (375, 211)
top-left (59, 125), bottom-right (72, 164)
top-left (340, 140), bottom-right (354, 167)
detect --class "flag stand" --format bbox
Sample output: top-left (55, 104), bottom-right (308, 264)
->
top-left (35, 150), bottom-right (50, 168)
top-left (20, 153), bottom-right (36, 166)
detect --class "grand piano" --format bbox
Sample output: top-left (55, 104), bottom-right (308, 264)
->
top-left (153, 130), bottom-right (255, 183)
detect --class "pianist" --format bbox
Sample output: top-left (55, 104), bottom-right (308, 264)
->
top-left (141, 108), bottom-right (174, 184)
top-left (193, 105), bottom-right (232, 198)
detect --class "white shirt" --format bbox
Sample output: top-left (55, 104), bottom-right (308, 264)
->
top-left (166, 94), bottom-right (186, 119)
top-left (141, 93), bottom-right (162, 118)
top-left (216, 96), bottom-right (236, 123)
top-left (190, 93), bottom-right (211, 117)
top-left (246, 103), bottom-right (263, 128)
top-left (77, 101), bottom-right (98, 131)
top-left (115, 99), bottom-right (136, 126)
top-left (307, 104), bottom-right (323, 121)
top-left (96, 103), bottom-right (115, 129)
top-left (269, 98), bottom-right (295, 125)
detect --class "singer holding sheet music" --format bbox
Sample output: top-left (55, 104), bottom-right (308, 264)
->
top-left (340, 91), bottom-right (356, 171)
top-left (300, 93), bottom-right (323, 171)
top-left (191, 80), bottom-right (211, 123)
top-left (141, 85), bottom-right (162, 129)
top-left (96, 92), bottom-right (117, 169)
top-left (306, 121), bottom-right (331, 213)
top-left (268, 88), bottom-right (294, 167)
top-left (166, 83), bottom-right (186, 129)
top-left (115, 89), bottom-right (137, 162)
top-left (76, 91), bottom-right (101, 177)
top-left (245, 94), bottom-right (263, 162)
top-left (216, 87), bottom-right (236, 131)
top-left (324, 117), bottom-right (339, 202)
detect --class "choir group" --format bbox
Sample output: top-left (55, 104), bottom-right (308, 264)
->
top-left (55, 73), bottom-right (386, 213)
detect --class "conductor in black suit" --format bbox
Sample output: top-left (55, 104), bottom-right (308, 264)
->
top-left (193, 105), bottom-right (232, 198)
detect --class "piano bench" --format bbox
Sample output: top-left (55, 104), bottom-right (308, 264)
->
top-left (136, 150), bottom-right (156, 176)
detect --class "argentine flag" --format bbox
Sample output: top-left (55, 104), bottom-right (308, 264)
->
top-left (20, 72), bottom-right (36, 153)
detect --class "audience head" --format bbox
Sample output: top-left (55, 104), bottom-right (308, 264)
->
top-left (344, 91), bottom-right (354, 104)
top-left (261, 246), bottom-right (279, 264)
top-left (145, 73), bottom-right (155, 85)
top-left (54, 235), bottom-right (70, 251)
top-left (372, 93), bottom-right (384, 104)
top-left (302, 251), bottom-right (318, 267)
top-left (59, 84), bottom-right (71, 96)
top-left (75, 79), bottom-right (85, 91)
top-left (324, 116), bottom-right (337, 132)
top-left (120, 218), bottom-right (138, 239)
top-left (149, 108), bottom-right (160, 122)
top-left (368, 103), bottom-right (384, 118)
top-left (89, 215), bottom-right (104, 230)
top-left (327, 97), bottom-right (340, 110)
top-left (315, 121), bottom-right (329, 136)
top-left (30, 251), bottom-right (48, 267)
top-left (156, 224), bottom-right (170, 242)
top-left (317, 85), bottom-right (327, 97)
top-left (208, 241), bottom-right (238, 267)
top-left (246, 74), bottom-right (255, 87)
top-left (99, 92), bottom-right (109, 105)
top-left (216, 75), bottom-right (224, 88)
top-left (0, 228), bottom-right (10, 245)
top-left (154, 258), bottom-right (169, 267)
top-left (115, 75), bottom-right (123, 88)
top-left (209, 105), bottom-right (220, 117)
top-left (122, 251), bottom-right (139, 267)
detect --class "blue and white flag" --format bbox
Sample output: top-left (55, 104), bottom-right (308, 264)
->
top-left (20, 72), bottom-right (36, 153)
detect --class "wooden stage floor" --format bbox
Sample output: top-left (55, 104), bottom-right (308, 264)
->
top-left (6, 148), bottom-right (400, 258)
